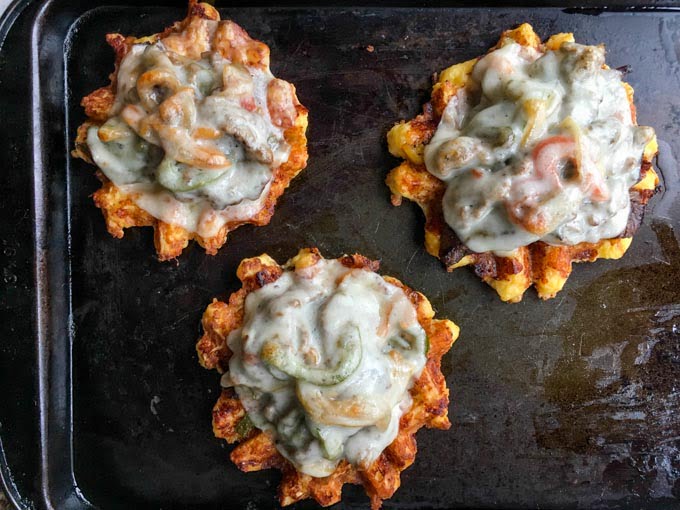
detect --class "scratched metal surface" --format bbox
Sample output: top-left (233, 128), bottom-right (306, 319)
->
top-left (4, 2), bottom-right (680, 509)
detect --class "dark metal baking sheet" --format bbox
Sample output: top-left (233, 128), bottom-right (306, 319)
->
top-left (1, 1), bottom-right (680, 509)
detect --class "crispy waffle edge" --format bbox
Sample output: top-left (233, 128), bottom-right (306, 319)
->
top-left (72, 1), bottom-right (309, 260)
top-left (385, 24), bottom-right (660, 302)
top-left (196, 248), bottom-right (460, 509)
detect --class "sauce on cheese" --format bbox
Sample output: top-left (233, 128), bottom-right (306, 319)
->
top-left (424, 41), bottom-right (655, 253)
top-left (86, 23), bottom-right (295, 238)
top-left (222, 259), bottom-right (427, 477)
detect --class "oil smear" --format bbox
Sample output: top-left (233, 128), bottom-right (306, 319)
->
top-left (534, 221), bottom-right (680, 500)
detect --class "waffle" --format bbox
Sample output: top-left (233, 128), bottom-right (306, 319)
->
top-left (196, 248), bottom-right (459, 508)
top-left (386, 24), bottom-right (659, 302)
top-left (73, 1), bottom-right (308, 260)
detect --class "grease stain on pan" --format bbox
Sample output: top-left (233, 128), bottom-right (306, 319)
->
top-left (534, 221), bottom-right (680, 499)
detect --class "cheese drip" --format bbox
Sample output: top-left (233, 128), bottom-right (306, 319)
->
top-left (86, 25), bottom-right (292, 238)
top-left (223, 259), bottom-right (428, 477)
top-left (424, 41), bottom-right (655, 253)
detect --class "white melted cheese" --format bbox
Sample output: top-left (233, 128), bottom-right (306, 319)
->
top-left (223, 259), bottom-right (428, 477)
top-left (424, 42), bottom-right (655, 253)
top-left (86, 31), bottom-right (291, 238)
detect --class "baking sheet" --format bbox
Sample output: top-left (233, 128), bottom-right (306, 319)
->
top-left (1, 1), bottom-right (679, 508)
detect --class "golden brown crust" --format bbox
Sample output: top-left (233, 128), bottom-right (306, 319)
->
top-left (73, 1), bottom-right (309, 261)
top-left (386, 23), bottom-right (660, 302)
top-left (197, 248), bottom-right (460, 509)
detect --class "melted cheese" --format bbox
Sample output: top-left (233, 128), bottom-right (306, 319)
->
top-left (86, 32), bottom-right (290, 238)
top-left (223, 259), bottom-right (427, 477)
top-left (424, 42), bottom-right (655, 253)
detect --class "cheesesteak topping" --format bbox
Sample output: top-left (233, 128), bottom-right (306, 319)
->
top-left (87, 20), bottom-right (298, 238)
top-left (424, 41), bottom-right (655, 253)
top-left (222, 258), bottom-right (428, 477)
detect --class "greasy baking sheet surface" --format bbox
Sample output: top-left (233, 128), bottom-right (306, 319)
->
top-left (3, 3), bottom-right (680, 509)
